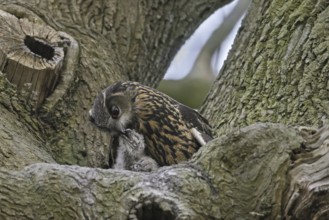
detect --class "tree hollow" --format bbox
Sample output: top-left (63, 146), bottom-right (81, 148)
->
top-left (0, 9), bottom-right (64, 107)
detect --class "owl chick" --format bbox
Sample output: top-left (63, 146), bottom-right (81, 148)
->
top-left (89, 81), bottom-right (213, 167)
top-left (114, 129), bottom-right (158, 172)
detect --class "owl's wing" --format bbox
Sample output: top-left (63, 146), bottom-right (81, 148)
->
top-left (178, 104), bottom-right (213, 145)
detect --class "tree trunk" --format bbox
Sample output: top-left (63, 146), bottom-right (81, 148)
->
top-left (0, 0), bottom-right (328, 219)
top-left (202, 0), bottom-right (329, 136)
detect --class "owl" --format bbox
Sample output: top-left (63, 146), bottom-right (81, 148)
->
top-left (89, 81), bottom-right (213, 168)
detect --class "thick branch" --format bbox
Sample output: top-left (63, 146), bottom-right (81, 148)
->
top-left (188, 0), bottom-right (250, 79)
top-left (0, 123), bottom-right (313, 219)
top-left (3, 123), bottom-right (328, 218)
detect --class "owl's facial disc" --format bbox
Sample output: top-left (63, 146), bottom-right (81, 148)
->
top-left (88, 89), bottom-right (133, 136)
top-left (105, 92), bottom-right (134, 135)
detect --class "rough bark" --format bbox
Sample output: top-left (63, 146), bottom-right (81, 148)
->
top-left (0, 76), bottom-right (56, 169)
top-left (202, 0), bottom-right (329, 136)
top-left (0, 0), bottom-right (328, 219)
top-left (284, 125), bottom-right (329, 219)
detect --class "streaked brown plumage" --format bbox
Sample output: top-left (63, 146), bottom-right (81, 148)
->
top-left (89, 81), bottom-right (213, 167)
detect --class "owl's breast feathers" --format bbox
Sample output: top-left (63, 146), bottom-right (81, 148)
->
top-left (127, 83), bottom-right (213, 166)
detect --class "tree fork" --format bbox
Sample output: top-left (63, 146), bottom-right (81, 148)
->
top-left (0, 0), bottom-right (327, 219)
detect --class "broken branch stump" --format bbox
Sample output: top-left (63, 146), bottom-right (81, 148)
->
top-left (0, 9), bottom-right (64, 107)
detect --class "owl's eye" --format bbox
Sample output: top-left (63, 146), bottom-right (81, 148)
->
top-left (110, 105), bottom-right (121, 119)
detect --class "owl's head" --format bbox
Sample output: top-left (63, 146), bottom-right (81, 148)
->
top-left (89, 82), bottom-right (136, 136)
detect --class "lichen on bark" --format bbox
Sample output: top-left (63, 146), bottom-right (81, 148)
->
top-left (201, 0), bottom-right (329, 136)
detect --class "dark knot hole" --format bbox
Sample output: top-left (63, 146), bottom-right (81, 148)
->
top-left (129, 201), bottom-right (176, 220)
top-left (24, 35), bottom-right (55, 60)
